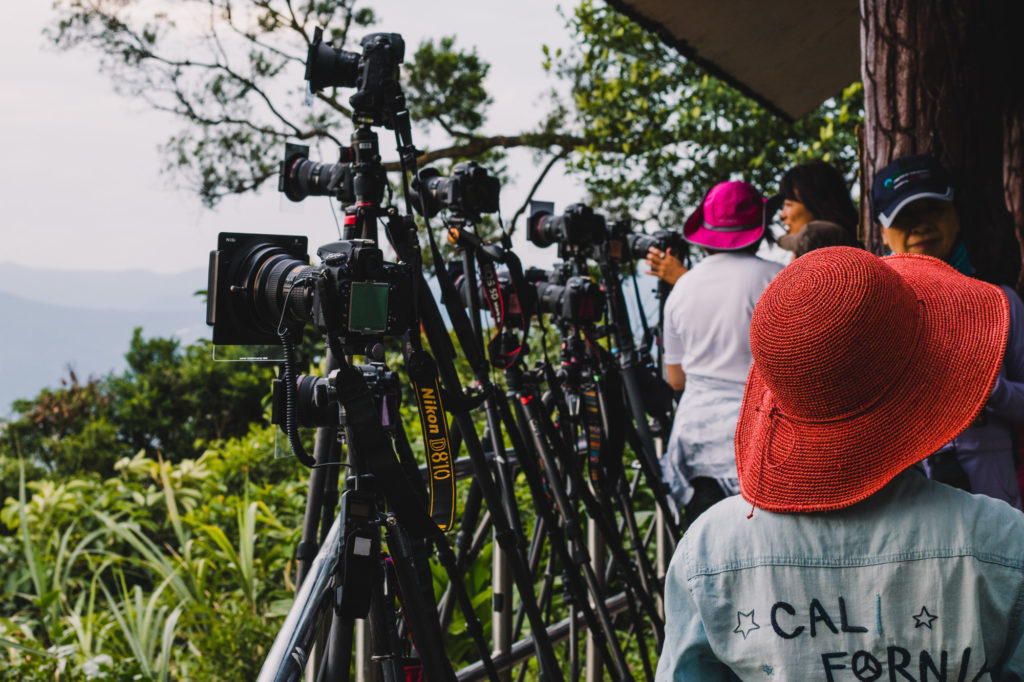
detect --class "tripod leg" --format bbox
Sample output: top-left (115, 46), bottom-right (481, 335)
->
top-left (514, 394), bottom-right (635, 681)
top-left (430, 530), bottom-right (503, 682)
top-left (584, 519), bottom-right (604, 682)
top-left (418, 288), bottom-right (563, 682)
top-left (322, 612), bottom-right (353, 682)
top-left (381, 520), bottom-right (456, 682)
top-left (492, 530), bottom-right (513, 682)
top-left (365, 570), bottom-right (403, 682)
top-left (436, 479), bottom-right (483, 631)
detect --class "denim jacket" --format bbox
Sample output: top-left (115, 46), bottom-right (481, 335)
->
top-left (656, 467), bottom-right (1024, 681)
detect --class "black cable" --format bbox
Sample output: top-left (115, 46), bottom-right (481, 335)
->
top-left (278, 329), bottom-right (317, 468)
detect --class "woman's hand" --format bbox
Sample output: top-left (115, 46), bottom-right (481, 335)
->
top-left (645, 247), bottom-right (688, 286)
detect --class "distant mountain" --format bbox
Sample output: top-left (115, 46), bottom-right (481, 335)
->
top-left (0, 262), bottom-right (672, 416)
top-left (0, 264), bottom-right (209, 414)
top-left (0, 262), bottom-right (208, 311)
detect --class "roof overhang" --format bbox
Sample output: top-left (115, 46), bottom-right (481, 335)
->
top-left (605, 0), bottom-right (862, 120)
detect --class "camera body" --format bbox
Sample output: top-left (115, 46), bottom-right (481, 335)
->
top-left (270, 363), bottom-right (400, 430)
top-left (305, 28), bottom-right (405, 126)
top-left (279, 142), bottom-right (387, 205)
top-left (530, 267), bottom-right (605, 325)
top-left (207, 233), bottom-right (414, 352)
top-left (527, 203), bottom-right (607, 258)
top-left (312, 240), bottom-right (414, 347)
top-left (412, 162), bottom-right (500, 220)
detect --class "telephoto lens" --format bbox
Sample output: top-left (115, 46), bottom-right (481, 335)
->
top-left (626, 229), bottom-right (687, 260)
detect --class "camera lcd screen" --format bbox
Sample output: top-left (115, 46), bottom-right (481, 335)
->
top-left (349, 282), bottom-right (390, 333)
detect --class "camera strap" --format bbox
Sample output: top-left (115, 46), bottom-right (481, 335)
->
top-left (386, 213), bottom-right (459, 532)
top-left (405, 348), bottom-right (457, 532)
top-left (582, 339), bottom-right (627, 495)
top-left (579, 382), bottom-right (609, 497)
top-left (478, 254), bottom-right (530, 370)
top-left (423, 226), bottom-right (489, 381)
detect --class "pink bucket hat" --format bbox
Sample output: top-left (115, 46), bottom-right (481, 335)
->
top-left (683, 181), bottom-right (766, 250)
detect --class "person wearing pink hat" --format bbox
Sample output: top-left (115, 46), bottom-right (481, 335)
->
top-left (656, 247), bottom-right (1024, 679)
top-left (660, 180), bottom-right (783, 522)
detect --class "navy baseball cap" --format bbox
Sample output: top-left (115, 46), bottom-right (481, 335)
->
top-left (871, 154), bottom-right (954, 227)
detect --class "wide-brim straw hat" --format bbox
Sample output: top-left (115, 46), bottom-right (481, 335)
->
top-left (735, 247), bottom-right (1008, 513)
top-left (683, 180), bottom-right (766, 251)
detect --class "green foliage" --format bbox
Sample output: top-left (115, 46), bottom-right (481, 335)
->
top-left (2, 329), bottom-right (275, 476)
top-left (108, 329), bottom-right (275, 459)
top-left (0, 312), bottom-right (670, 678)
top-left (0, 421), bottom-right (306, 680)
top-left (551, 0), bottom-right (863, 229)
top-left (406, 37), bottom-right (493, 135)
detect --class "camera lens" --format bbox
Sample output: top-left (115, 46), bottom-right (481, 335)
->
top-left (305, 34), bottom-right (360, 93)
top-left (256, 254), bottom-right (313, 327)
top-left (284, 157), bottom-right (341, 202)
top-left (627, 233), bottom-right (658, 260)
top-left (411, 168), bottom-right (445, 218)
top-left (239, 244), bottom-right (313, 334)
top-left (527, 213), bottom-right (559, 248)
top-left (534, 280), bottom-right (565, 316)
top-left (272, 375), bottom-right (339, 429)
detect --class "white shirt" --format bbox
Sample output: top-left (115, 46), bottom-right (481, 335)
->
top-left (662, 252), bottom-right (783, 384)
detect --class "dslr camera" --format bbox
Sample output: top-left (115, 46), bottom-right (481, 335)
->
top-left (528, 267), bottom-right (605, 325)
top-left (305, 27), bottom-right (405, 126)
top-left (527, 203), bottom-right (607, 259)
top-left (207, 233), bottom-right (413, 353)
top-left (625, 229), bottom-right (687, 261)
top-left (279, 141), bottom-right (387, 205)
top-left (604, 218), bottom-right (687, 264)
top-left (411, 161), bottom-right (500, 221)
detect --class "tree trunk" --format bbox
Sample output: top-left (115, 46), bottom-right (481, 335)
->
top-left (860, 0), bottom-right (1023, 289)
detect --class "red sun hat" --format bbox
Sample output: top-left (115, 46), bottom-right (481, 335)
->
top-left (735, 247), bottom-right (1009, 513)
top-left (683, 181), bottom-right (766, 251)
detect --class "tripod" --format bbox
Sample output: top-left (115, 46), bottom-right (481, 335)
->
top-left (259, 362), bottom-right (460, 682)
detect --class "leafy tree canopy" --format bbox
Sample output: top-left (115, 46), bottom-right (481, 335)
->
top-left (48, 0), bottom-right (862, 237)
top-left (2, 329), bottom-right (274, 479)
top-left (551, 0), bottom-right (863, 229)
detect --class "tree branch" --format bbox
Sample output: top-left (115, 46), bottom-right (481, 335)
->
top-left (509, 149), bottom-right (570, 233)
top-left (396, 132), bottom-right (593, 169)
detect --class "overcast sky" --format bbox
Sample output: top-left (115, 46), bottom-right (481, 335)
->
top-left (1, 1), bottom-right (582, 275)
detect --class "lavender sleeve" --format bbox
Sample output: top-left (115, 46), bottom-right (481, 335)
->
top-left (986, 286), bottom-right (1024, 420)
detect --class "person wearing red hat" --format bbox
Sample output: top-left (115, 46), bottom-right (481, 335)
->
top-left (660, 180), bottom-right (783, 522)
top-left (655, 247), bottom-right (1024, 680)
top-left (873, 154), bottom-right (1024, 510)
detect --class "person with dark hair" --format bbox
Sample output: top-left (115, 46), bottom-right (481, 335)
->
top-left (646, 160), bottom-right (860, 277)
top-left (660, 181), bottom-right (783, 522)
top-left (872, 153), bottom-right (1024, 509)
top-left (777, 160), bottom-right (859, 245)
top-left (656, 247), bottom-right (1024, 679)
top-left (873, 153), bottom-right (965, 266)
